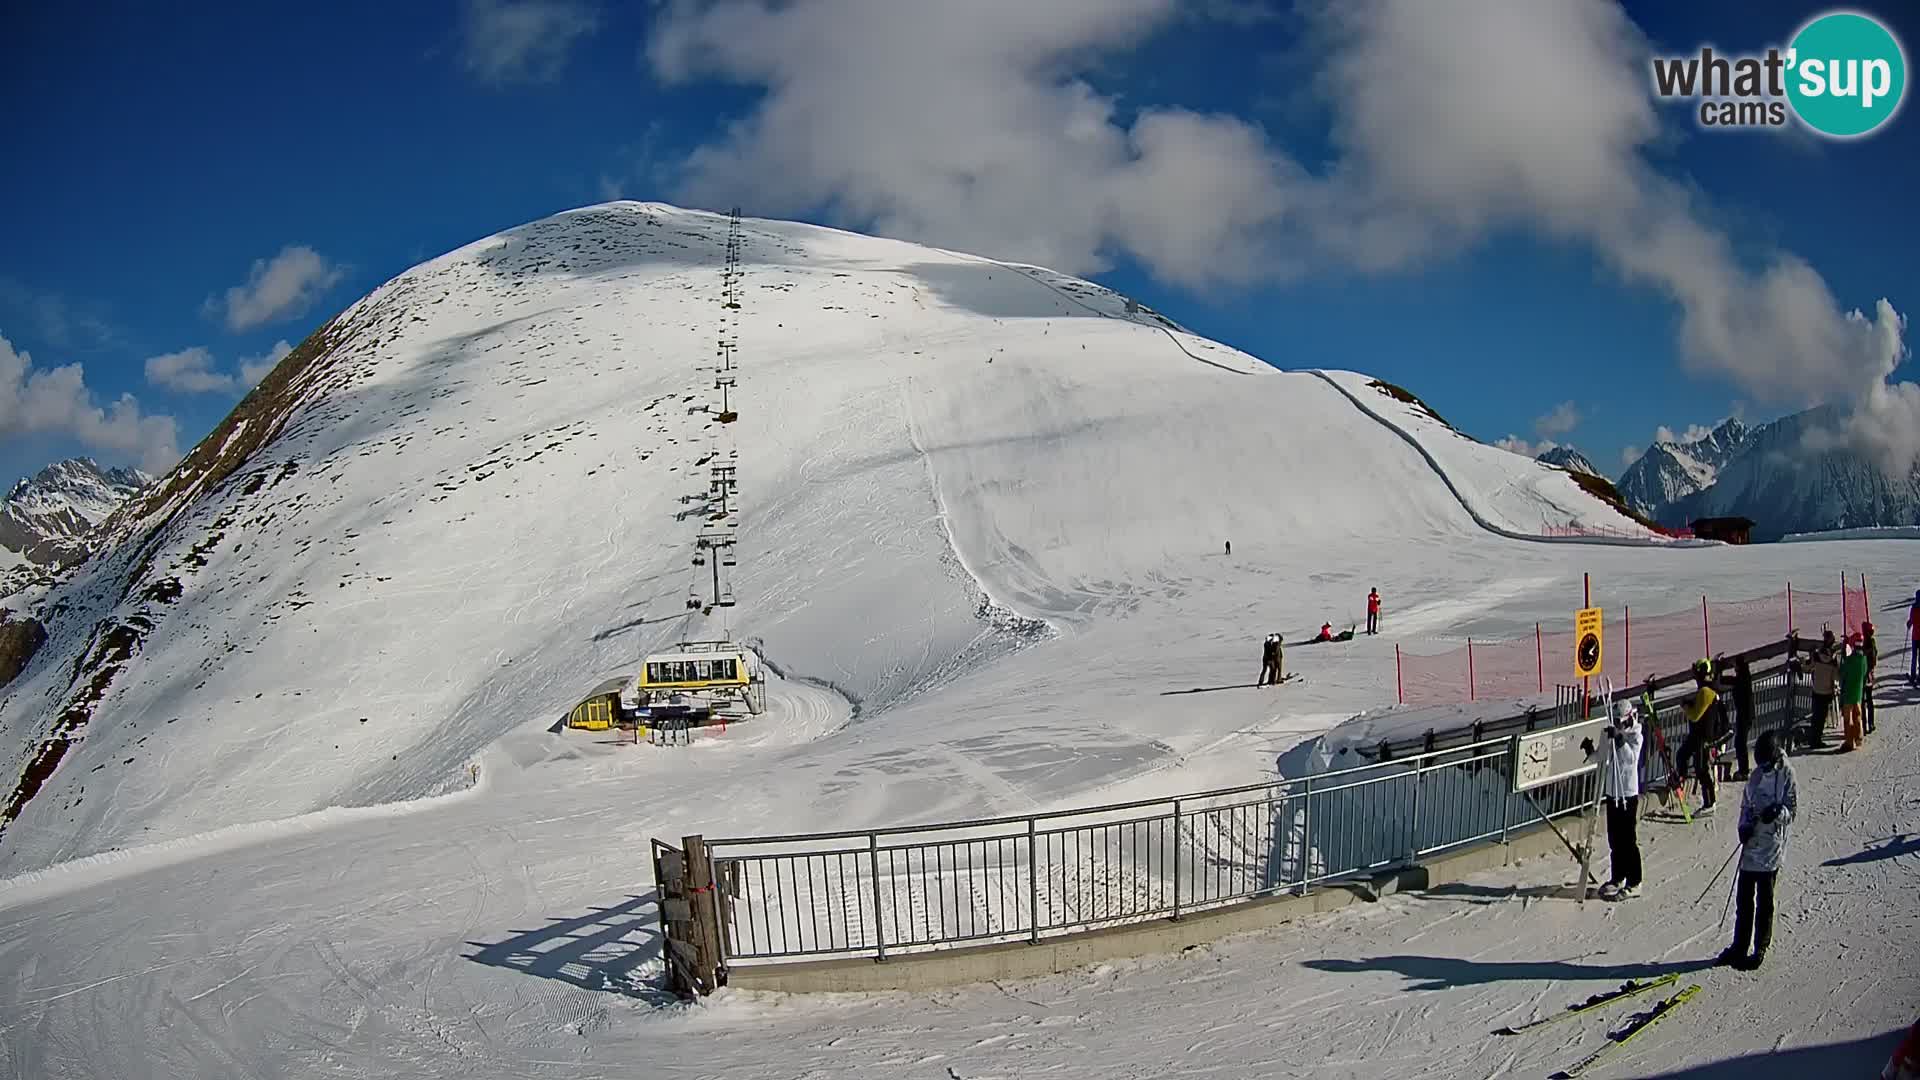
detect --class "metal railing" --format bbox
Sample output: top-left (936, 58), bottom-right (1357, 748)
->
top-left (706, 742), bottom-right (1595, 963)
top-left (686, 659), bottom-right (1810, 968)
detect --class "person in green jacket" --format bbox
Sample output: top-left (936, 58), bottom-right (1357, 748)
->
top-left (1838, 634), bottom-right (1869, 752)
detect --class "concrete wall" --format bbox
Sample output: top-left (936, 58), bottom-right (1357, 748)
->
top-left (725, 801), bottom-right (1617, 994)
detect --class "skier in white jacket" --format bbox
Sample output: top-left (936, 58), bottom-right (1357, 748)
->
top-left (1720, 730), bottom-right (1797, 971)
top-left (1598, 700), bottom-right (1645, 900)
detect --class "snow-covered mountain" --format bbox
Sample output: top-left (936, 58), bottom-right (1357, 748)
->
top-left (1617, 418), bottom-right (1750, 517)
top-left (0, 458), bottom-right (151, 567)
top-left (1535, 446), bottom-right (1600, 476)
top-left (0, 202), bottom-right (1648, 874)
top-left (1672, 406), bottom-right (1920, 540)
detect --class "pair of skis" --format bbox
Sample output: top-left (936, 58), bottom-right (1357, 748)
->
top-left (1495, 974), bottom-right (1702, 1078)
top-left (1550, 983), bottom-right (1702, 1078)
top-left (1493, 972), bottom-right (1679, 1036)
top-left (1641, 688), bottom-right (1695, 825)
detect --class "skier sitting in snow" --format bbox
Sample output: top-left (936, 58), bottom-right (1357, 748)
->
top-left (1598, 700), bottom-right (1644, 900)
top-left (1719, 730), bottom-right (1796, 971)
top-left (1316, 622), bottom-right (1335, 643)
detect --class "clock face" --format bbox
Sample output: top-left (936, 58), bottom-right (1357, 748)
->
top-left (1577, 632), bottom-right (1601, 673)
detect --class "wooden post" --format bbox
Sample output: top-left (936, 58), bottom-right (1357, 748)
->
top-left (1863, 573), bottom-right (1871, 629)
top-left (1624, 606), bottom-right (1632, 685)
top-left (1395, 644), bottom-right (1404, 705)
top-left (1467, 638), bottom-right (1476, 702)
top-left (683, 835), bottom-right (725, 995)
top-left (1701, 596), bottom-right (1711, 659)
top-left (1787, 581), bottom-right (1794, 635)
top-left (1535, 623), bottom-right (1544, 693)
top-left (655, 843), bottom-right (695, 997)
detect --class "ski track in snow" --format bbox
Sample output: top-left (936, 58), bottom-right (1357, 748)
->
top-left (0, 203), bottom-right (1915, 1077)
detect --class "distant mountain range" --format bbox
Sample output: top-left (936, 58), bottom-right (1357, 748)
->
top-left (1615, 418), bottom-right (1750, 520)
top-left (1, 458), bottom-right (151, 598)
top-left (1613, 411), bottom-right (1920, 541)
top-left (1534, 446), bottom-right (1601, 477)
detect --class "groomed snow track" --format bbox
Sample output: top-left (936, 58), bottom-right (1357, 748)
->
top-left (1309, 369), bottom-right (1700, 548)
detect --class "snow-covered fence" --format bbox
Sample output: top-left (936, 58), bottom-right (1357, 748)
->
top-left (1396, 578), bottom-right (1870, 706)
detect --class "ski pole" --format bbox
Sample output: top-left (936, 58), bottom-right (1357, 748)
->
top-left (1695, 844), bottom-right (1740, 905)
top-left (1720, 866), bottom-right (1738, 929)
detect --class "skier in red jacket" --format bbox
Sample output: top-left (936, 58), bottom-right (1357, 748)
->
top-left (1366, 588), bottom-right (1382, 636)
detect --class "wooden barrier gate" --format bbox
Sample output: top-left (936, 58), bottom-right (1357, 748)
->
top-left (653, 836), bottom-right (726, 997)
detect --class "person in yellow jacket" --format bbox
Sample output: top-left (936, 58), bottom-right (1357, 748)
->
top-left (1676, 660), bottom-right (1723, 812)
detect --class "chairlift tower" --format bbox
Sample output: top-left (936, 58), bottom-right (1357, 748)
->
top-left (694, 532), bottom-right (738, 608)
top-left (709, 464), bottom-right (738, 516)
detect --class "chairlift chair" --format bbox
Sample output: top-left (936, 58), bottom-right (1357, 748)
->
top-left (685, 590), bottom-right (702, 611)
top-left (692, 551), bottom-right (707, 567)
top-left (721, 552), bottom-right (737, 567)
top-left (717, 590), bottom-right (736, 608)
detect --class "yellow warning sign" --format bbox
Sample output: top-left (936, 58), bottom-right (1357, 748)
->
top-left (1574, 607), bottom-right (1603, 677)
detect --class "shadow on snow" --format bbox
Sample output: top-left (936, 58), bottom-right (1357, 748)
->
top-left (1300, 953), bottom-right (1716, 991)
top-left (464, 892), bottom-right (675, 1005)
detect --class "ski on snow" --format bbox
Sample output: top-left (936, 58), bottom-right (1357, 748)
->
top-left (1548, 983), bottom-right (1701, 1079)
top-left (1492, 972), bottom-right (1682, 1036)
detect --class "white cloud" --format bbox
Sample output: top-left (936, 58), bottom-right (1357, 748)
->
top-left (145, 346), bottom-right (236, 394)
top-left (1622, 445), bottom-right (1645, 467)
top-left (459, 0), bottom-right (599, 84)
top-left (1494, 435), bottom-right (1556, 458)
top-left (1533, 400), bottom-right (1580, 439)
top-left (1653, 423), bottom-right (1713, 446)
top-left (239, 340), bottom-right (293, 386)
top-left (206, 246), bottom-right (344, 333)
top-left (647, 0), bottom-right (1908, 468)
top-left (0, 331), bottom-right (180, 474)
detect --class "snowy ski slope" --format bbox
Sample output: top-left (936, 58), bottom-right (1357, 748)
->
top-left (0, 203), bottom-right (1914, 1079)
top-left (1, 202), bottom-right (1645, 874)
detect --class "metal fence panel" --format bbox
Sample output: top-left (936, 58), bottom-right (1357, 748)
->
top-left (705, 661), bottom-right (1801, 965)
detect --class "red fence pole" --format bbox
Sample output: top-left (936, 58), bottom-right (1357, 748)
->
top-left (1536, 622), bottom-right (1544, 692)
top-left (1702, 595), bottom-right (1711, 658)
top-left (1396, 644), bottom-right (1404, 705)
top-left (1468, 638), bottom-right (1476, 702)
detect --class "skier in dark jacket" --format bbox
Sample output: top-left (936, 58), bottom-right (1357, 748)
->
top-left (1729, 654), bottom-right (1756, 779)
top-left (1863, 621), bottom-right (1879, 735)
top-left (1676, 660), bottom-right (1722, 812)
top-left (1909, 590), bottom-right (1920, 686)
top-left (1719, 730), bottom-right (1796, 971)
top-left (1258, 634), bottom-right (1280, 686)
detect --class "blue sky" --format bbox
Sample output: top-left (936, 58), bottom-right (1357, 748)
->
top-left (2, 0), bottom-right (1914, 484)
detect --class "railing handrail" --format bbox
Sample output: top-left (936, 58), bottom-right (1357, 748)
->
top-left (705, 728), bottom-right (1532, 848)
top-left (706, 642), bottom-right (1796, 851)
top-left (674, 653), bottom-right (1807, 975)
